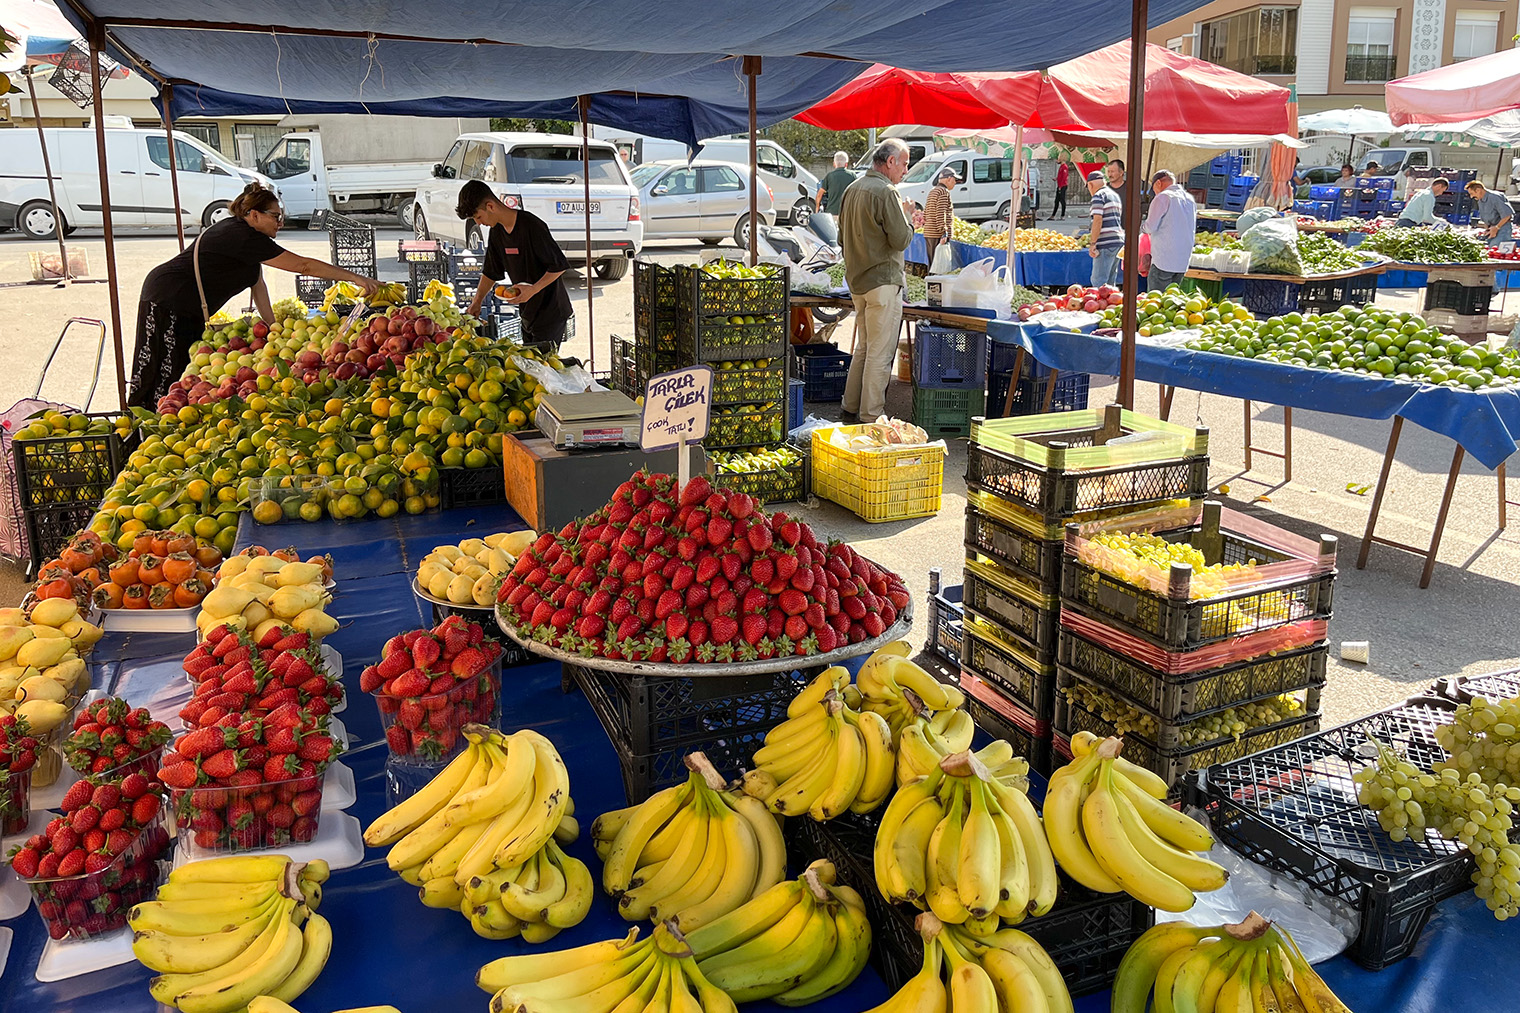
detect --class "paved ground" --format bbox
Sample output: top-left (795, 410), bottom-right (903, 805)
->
top-left (1, 219), bottom-right (1517, 726)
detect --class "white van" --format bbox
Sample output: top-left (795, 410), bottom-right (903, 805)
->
top-left (0, 127), bottom-right (273, 239)
top-left (695, 139), bottom-right (819, 226)
top-left (897, 147), bottom-right (1024, 223)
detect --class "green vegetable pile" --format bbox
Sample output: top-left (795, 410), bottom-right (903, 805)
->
top-left (1193, 232), bottom-right (1243, 252)
top-left (1297, 233), bottom-right (1376, 275)
top-left (1357, 228), bottom-right (1488, 264)
top-left (905, 275), bottom-right (928, 304)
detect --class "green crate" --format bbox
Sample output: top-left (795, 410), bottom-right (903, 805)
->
top-left (912, 386), bottom-right (983, 437)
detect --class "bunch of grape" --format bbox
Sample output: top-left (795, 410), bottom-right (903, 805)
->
top-left (1062, 682), bottom-right (1160, 740)
top-left (1354, 742), bottom-right (1520, 919)
top-left (1434, 696), bottom-right (1520, 787)
top-left (1062, 682), bottom-right (1305, 748)
top-left (1082, 531), bottom-right (1263, 601)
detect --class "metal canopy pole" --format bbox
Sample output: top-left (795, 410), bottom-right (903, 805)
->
top-left (1117, 16), bottom-right (1148, 408)
top-left (578, 95), bottom-right (594, 368)
top-left (1009, 124), bottom-right (1024, 289)
top-left (23, 68), bottom-right (73, 285)
top-left (87, 19), bottom-right (128, 410)
top-left (161, 82), bottom-right (185, 250)
top-left (744, 56), bottom-right (761, 266)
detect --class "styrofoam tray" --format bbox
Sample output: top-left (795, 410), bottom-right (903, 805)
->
top-left (0, 864), bottom-right (33, 921)
top-left (172, 809), bottom-right (363, 871)
top-left (0, 926), bottom-right (11, 978)
top-left (322, 761), bottom-right (355, 810)
top-left (100, 605), bottom-right (200, 633)
top-left (35, 924), bottom-right (136, 982)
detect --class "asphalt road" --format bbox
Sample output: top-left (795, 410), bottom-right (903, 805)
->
top-left (1, 221), bottom-right (1516, 725)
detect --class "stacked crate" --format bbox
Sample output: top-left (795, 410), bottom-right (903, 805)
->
top-left (1054, 498), bottom-right (1336, 795)
top-left (1433, 168), bottom-right (1478, 224)
top-left (1423, 267), bottom-right (1497, 338)
top-left (632, 260), bottom-right (681, 386)
top-left (910, 325), bottom-right (987, 436)
top-left (792, 343), bottom-right (851, 402)
top-left (1222, 174), bottom-right (1257, 213)
top-left (1204, 155), bottom-right (1243, 209)
top-left (959, 405), bottom-right (1212, 776)
top-left (985, 344), bottom-right (1089, 419)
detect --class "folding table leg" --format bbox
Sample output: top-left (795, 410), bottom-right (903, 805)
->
top-left (1357, 416), bottom-right (1466, 588)
top-left (1158, 384), bottom-right (1175, 421)
top-left (1002, 348), bottom-right (1026, 417)
top-left (1357, 417), bottom-right (1403, 570)
top-left (1501, 461), bottom-right (1515, 530)
top-left (1242, 400), bottom-right (1293, 480)
top-left (1040, 369), bottom-right (1060, 412)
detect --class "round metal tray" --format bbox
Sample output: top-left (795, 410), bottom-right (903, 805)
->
top-left (495, 597), bottom-right (912, 677)
top-left (413, 579), bottom-right (498, 612)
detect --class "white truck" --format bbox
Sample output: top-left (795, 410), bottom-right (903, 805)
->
top-left (256, 115), bottom-right (489, 224)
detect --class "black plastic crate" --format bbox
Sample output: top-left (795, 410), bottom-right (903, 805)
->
top-left (913, 325), bottom-right (988, 388)
top-left (712, 362), bottom-right (787, 405)
top-left (1238, 278), bottom-right (1301, 317)
top-left (633, 260), bottom-right (680, 366)
top-left (925, 583), bottom-right (964, 669)
top-left (1057, 682), bottom-right (1320, 795)
top-left (1433, 666), bottom-right (1520, 704)
top-left (793, 343), bottom-right (852, 401)
top-left (963, 689), bottom-right (1052, 777)
top-left (611, 334), bottom-right (641, 398)
top-left (12, 411), bottom-right (133, 511)
top-left (1301, 274), bottom-right (1378, 314)
top-left (448, 249), bottom-right (486, 291)
top-left (439, 466), bottom-right (506, 509)
top-left (1058, 630), bottom-right (1327, 721)
top-left (1060, 507), bottom-right (1337, 651)
top-left (961, 615), bottom-right (1057, 721)
top-left (1424, 279), bottom-right (1494, 316)
top-left (964, 500), bottom-right (1065, 588)
top-left (295, 275), bottom-right (329, 308)
top-left (707, 448), bottom-right (807, 504)
top-left (325, 211), bottom-right (377, 277)
top-left (22, 501), bottom-right (95, 577)
top-left (567, 661), bottom-right (806, 802)
top-left (1184, 697), bottom-right (1471, 969)
top-left (705, 403), bottom-right (786, 449)
top-left (962, 557), bottom-right (1059, 654)
top-left (409, 258), bottom-right (450, 301)
top-left (987, 370), bottom-right (1090, 418)
top-left (675, 261), bottom-right (788, 317)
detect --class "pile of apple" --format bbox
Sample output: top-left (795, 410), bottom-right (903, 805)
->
top-left (1016, 283), bottom-right (1124, 320)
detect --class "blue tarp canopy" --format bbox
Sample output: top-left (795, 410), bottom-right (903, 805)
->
top-left (49, 0), bottom-right (1204, 145)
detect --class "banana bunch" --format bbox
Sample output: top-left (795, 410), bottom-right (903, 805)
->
top-left (477, 922), bottom-right (738, 1013)
top-left (875, 750), bottom-right (1058, 932)
top-left (363, 724), bottom-right (588, 941)
top-left (130, 855), bottom-right (332, 1013)
top-left (856, 641), bottom-right (966, 744)
top-left (862, 912), bottom-right (1074, 1013)
top-left (1112, 913), bottom-right (1354, 1013)
top-left (594, 752), bottom-right (786, 931)
top-left (249, 1003), bottom-right (400, 1013)
top-left (684, 860), bottom-right (871, 1005)
top-left (1042, 734), bottom-right (1226, 912)
top-left (321, 280), bottom-right (407, 309)
top-left (741, 666), bottom-right (896, 819)
top-left (896, 711), bottom-right (1031, 792)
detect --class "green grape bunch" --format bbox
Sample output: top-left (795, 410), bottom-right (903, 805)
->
top-left (1435, 696), bottom-right (1520, 787)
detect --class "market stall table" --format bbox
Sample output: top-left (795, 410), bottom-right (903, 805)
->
top-left (986, 319), bottom-right (1520, 586)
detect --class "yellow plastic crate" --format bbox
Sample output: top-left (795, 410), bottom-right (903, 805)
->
top-left (810, 426), bottom-right (946, 523)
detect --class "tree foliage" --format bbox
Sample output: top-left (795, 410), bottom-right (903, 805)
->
top-left (490, 118), bottom-right (574, 135)
top-left (753, 120), bottom-right (870, 173)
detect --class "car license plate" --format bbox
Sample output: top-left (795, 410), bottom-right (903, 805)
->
top-left (557, 201), bottom-right (600, 214)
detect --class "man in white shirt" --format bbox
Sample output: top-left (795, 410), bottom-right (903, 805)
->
top-left (1141, 170), bottom-right (1197, 291)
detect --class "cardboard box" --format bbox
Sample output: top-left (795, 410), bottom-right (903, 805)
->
top-left (502, 432), bottom-right (708, 533)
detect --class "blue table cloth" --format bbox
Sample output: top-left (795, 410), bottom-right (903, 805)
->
top-left (986, 322), bottom-right (1520, 469)
top-left (3, 501), bottom-right (1514, 1010)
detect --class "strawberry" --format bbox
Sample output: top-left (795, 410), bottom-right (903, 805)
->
top-left (747, 524), bottom-right (773, 552)
top-left (105, 828), bottom-right (138, 855)
top-left (707, 516), bottom-right (732, 548)
top-left (84, 852), bottom-right (114, 875)
top-left (862, 613), bottom-right (886, 637)
top-left (577, 615), bottom-right (606, 640)
top-left (52, 825), bottom-right (80, 854)
top-left (119, 772), bottom-right (151, 800)
top-left (616, 616), bottom-right (644, 643)
top-left (778, 519), bottom-right (802, 546)
top-left (741, 613), bottom-right (768, 645)
top-left (57, 849), bottom-right (86, 877)
top-left (710, 614), bottom-right (739, 645)
top-left (10, 847), bottom-right (39, 878)
top-left (778, 588), bottom-right (808, 616)
top-left (665, 613), bottom-right (690, 641)
top-left (201, 749), bottom-right (242, 781)
top-left (438, 623), bottom-right (469, 658)
top-left (390, 669), bottom-right (431, 698)
top-left (410, 635), bottom-right (442, 669)
top-left (359, 665), bottom-right (384, 694)
top-left (176, 726), bottom-right (231, 759)
top-left (36, 852), bottom-right (60, 879)
top-left (385, 725), bottom-right (411, 754)
top-left (721, 554), bottom-right (742, 582)
top-left (680, 475), bottom-right (712, 506)
top-left (804, 602), bottom-right (827, 630)
top-left (70, 805), bottom-right (100, 833)
top-left (98, 807), bottom-right (126, 832)
top-left (814, 624), bottom-right (840, 653)
top-left (450, 647), bottom-right (489, 678)
top-left (695, 556), bottom-right (721, 584)
top-left (60, 780), bottom-right (94, 811)
top-left (298, 734), bottom-right (337, 764)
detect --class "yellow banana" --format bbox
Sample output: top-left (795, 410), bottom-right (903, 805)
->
top-left (730, 792), bottom-right (786, 894)
top-left (260, 910), bottom-right (333, 1004)
top-left (415, 819), bottom-right (490, 883)
top-left (926, 782), bottom-right (970, 925)
top-left (773, 892), bottom-right (872, 1006)
top-left (365, 743), bottom-right (484, 846)
top-left (874, 773), bottom-right (944, 902)
top-left (1114, 772), bottom-right (1215, 852)
top-left (859, 936), bottom-right (946, 1013)
top-left (940, 927), bottom-right (1000, 1011)
top-left (163, 854), bottom-right (292, 886)
top-left (652, 802), bottom-right (731, 926)
top-left (1084, 758), bottom-right (1197, 912)
top-left (1114, 786), bottom-right (1228, 894)
top-left (812, 717), bottom-right (867, 820)
top-left (386, 753), bottom-right (495, 870)
top-left (493, 729), bottom-right (571, 868)
top-left (131, 894), bottom-right (284, 972)
top-left (677, 955), bottom-right (739, 1013)
top-left (1267, 945), bottom-right (1310, 1013)
top-left (592, 803), bottom-right (639, 860)
top-left (604, 782), bottom-right (690, 895)
top-left (1278, 934), bottom-right (1353, 1013)
top-left (477, 927), bottom-right (642, 993)
top-left (1041, 750), bottom-right (1122, 893)
top-left (765, 720), bottom-right (840, 815)
top-left (685, 878), bottom-right (805, 958)
top-left (957, 777), bottom-right (1004, 920)
top-left (468, 896), bottom-right (523, 941)
top-left (1213, 948), bottom-right (1256, 1013)
top-left (698, 891), bottom-right (838, 1004)
top-left (986, 784), bottom-right (1031, 924)
top-left (987, 776), bottom-right (1057, 918)
top-left (896, 722), bottom-right (945, 787)
top-left (982, 946), bottom-right (1052, 1013)
top-left (786, 670), bottom-right (837, 718)
top-left (168, 900), bottom-right (304, 1013)
top-left (620, 793), bottom-right (711, 921)
top-left (672, 800), bottom-right (760, 931)
top-left (489, 939), bottom-right (658, 1010)
top-left (129, 886), bottom-right (285, 936)
top-left (1110, 921), bottom-right (1217, 1013)
top-left (964, 928), bottom-right (1074, 1013)
top-left (640, 797), bottom-right (698, 868)
top-left (848, 707), bottom-right (897, 814)
top-left (541, 840), bottom-right (595, 929)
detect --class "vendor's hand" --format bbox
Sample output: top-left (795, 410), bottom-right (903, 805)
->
top-left (355, 277), bottom-right (381, 297)
top-left (901, 199), bottom-right (916, 218)
top-left (505, 284), bottom-right (536, 305)
top-left (1490, 226), bottom-right (1502, 239)
top-left (1089, 247), bottom-right (1098, 259)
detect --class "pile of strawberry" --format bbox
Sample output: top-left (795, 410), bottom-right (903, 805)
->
top-left (358, 615), bottom-right (502, 760)
top-left (0, 714), bottom-right (40, 833)
top-left (495, 471), bottom-right (910, 664)
top-left (158, 706), bottom-right (340, 850)
top-left (64, 697), bottom-right (171, 779)
top-left (179, 624), bottom-right (342, 729)
top-left (9, 774), bottom-right (171, 939)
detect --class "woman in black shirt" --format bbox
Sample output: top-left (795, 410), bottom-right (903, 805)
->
top-left (130, 183), bottom-right (380, 408)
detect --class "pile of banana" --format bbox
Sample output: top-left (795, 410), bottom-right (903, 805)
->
top-left (864, 912), bottom-right (1073, 1013)
top-left (1043, 733), bottom-right (1226, 912)
top-left (896, 709), bottom-right (1031, 792)
top-left (320, 280), bottom-right (407, 309)
top-left (594, 752), bottom-right (785, 931)
top-left (856, 641), bottom-right (966, 743)
top-left (684, 860), bottom-right (871, 1005)
top-left (130, 856), bottom-right (332, 1013)
top-left (248, 1003), bottom-right (399, 1013)
top-left (875, 749), bottom-right (1058, 931)
top-left (477, 922), bottom-right (738, 1013)
top-left (1112, 914), bottom-right (1355, 1013)
top-left (741, 666), bottom-right (896, 819)
top-left (363, 724), bottom-right (590, 941)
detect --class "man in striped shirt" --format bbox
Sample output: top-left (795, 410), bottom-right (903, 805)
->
top-left (1086, 170), bottom-right (1124, 287)
top-left (922, 166), bottom-right (959, 264)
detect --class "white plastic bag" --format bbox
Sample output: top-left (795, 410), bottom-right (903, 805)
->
top-left (929, 242), bottom-right (955, 275)
top-left (956, 261), bottom-right (1015, 318)
top-left (510, 355), bottom-right (606, 395)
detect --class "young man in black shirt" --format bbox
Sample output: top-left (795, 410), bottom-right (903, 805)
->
top-left (457, 180), bottom-right (574, 345)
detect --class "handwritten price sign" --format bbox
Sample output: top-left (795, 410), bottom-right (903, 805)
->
top-left (639, 366), bottom-right (713, 452)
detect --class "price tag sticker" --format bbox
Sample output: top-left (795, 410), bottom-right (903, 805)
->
top-left (640, 366), bottom-right (713, 452)
top-left (1501, 241), bottom-right (1516, 255)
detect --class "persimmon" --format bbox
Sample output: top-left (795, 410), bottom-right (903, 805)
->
top-left (137, 554), bottom-right (164, 585)
top-left (131, 533), bottom-right (156, 556)
top-left (100, 542), bottom-right (119, 563)
top-left (75, 567), bottom-right (102, 589)
top-left (94, 582), bottom-right (124, 609)
top-left (58, 545), bottom-right (94, 573)
top-left (149, 534), bottom-right (170, 556)
top-left (161, 553), bottom-right (197, 584)
top-left (195, 567), bottom-right (215, 586)
top-left (164, 534), bottom-right (195, 556)
top-left (273, 546), bottom-right (300, 563)
top-left (307, 554), bottom-right (334, 582)
top-left (148, 582), bottom-right (176, 609)
top-left (35, 577), bottom-right (74, 600)
top-left (173, 578), bottom-right (207, 608)
top-left (108, 558), bottom-right (140, 586)
top-left (122, 584), bottom-right (149, 609)
top-left (193, 545), bottom-right (222, 569)
top-left (239, 546), bottom-right (269, 558)
top-left (37, 560), bottom-right (71, 583)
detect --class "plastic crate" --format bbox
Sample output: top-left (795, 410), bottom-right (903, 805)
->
top-left (925, 579), bottom-right (964, 668)
top-left (325, 211), bottom-right (377, 276)
top-left (1236, 278), bottom-right (1301, 316)
top-left (962, 555), bottom-right (1059, 655)
top-left (12, 411), bottom-right (132, 511)
top-left (1184, 696), bottom-right (1470, 969)
top-left (912, 325), bottom-right (988, 388)
top-left (1061, 502), bottom-right (1337, 650)
top-left (1424, 280), bottom-right (1494, 315)
top-left (295, 275), bottom-right (329, 308)
top-left (961, 614), bottom-right (1057, 720)
top-left (633, 260), bottom-right (680, 371)
top-left (963, 679), bottom-right (1053, 777)
top-left (810, 425), bottom-right (946, 523)
top-left (987, 370), bottom-right (1090, 418)
top-left (448, 249), bottom-right (486, 291)
top-left (711, 361), bottom-right (787, 405)
top-left (912, 386), bottom-right (983, 437)
top-left (967, 406), bottom-right (1211, 523)
top-left (707, 447), bottom-right (807, 504)
top-left (439, 466), bottom-right (506, 509)
top-left (793, 343), bottom-right (852, 401)
top-left (1300, 274), bottom-right (1378, 313)
top-left (611, 334), bottom-right (641, 398)
top-left (409, 258), bottom-right (449, 300)
top-left (785, 803), bottom-right (1149, 996)
top-left (1057, 680), bottom-right (1321, 795)
top-left (1058, 628), bottom-right (1327, 720)
top-left (675, 263), bottom-right (790, 363)
top-left (787, 378), bottom-right (804, 433)
top-left (1433, 666), bottom-right (1520, 704)
top-left (705, 403), bottom-right (786, 449)
top-left (568, 661), bottom-right (805, 802)
top-left (963, 490), bottom-right (1067, 588)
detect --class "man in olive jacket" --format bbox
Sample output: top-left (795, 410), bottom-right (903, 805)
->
top-left (838, 138), bottom-right (915, 422)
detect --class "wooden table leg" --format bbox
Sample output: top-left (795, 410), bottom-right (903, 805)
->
top-left (1041, 368), bottom-right (1060, 412)
top-left (1003, 347), bottom-right (1025, 417)
top-left (1158, 384), bottom-right (1175, 421)
top-left (1242, 400), bottom-right (1293, 479)
top-left (1420, 446), bottom-right (1466, 589)
top-left (1357, 417), bottom-right (1404, 570)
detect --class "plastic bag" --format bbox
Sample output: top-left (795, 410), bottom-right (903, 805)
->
top-left (509, 355), bottom-right (606, 395)
top-left (956, 261), bottom-right (1015, 318)
top-left (1240, 217), bottom-right (1303, 275)
top-left (929, 242), bottom-right (955, 275)
top-left (1236, 205), bottom-right (1281, 233)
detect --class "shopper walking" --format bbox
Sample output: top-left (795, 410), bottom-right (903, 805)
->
top-left (921, 166), bottom-right (959, 265)
top-left (838, 138), bottom-right (915, 423)
top-left (1052, 160), bottom-right (1069, 218)
top-left (1396, 177), bottom-right (1448, 228)
top-left (1467, 180), bottom-right (1515, 242)
top-left (1086, 171), bottom-right (1124, 288)
top-left (816, 151), bottom-right (856, 217)
top-left (1141, 170), bottom-right (1196, 291)
top-left (129, 182), bottom-right (379, 409)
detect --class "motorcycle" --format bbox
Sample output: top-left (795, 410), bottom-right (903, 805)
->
top-left (759, 212), bottom-right (850, 324)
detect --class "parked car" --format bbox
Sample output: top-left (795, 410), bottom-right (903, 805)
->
top-left (896, 147), bottom-right (1026, 222)
top-left (630, 158), bottom-right (776, 246)
top-left (694, 139), bottom-right (818, 226)
top-left (0, 126), bottom-right (273, 239)
top-left (409, 131), bottom-right (643, 280)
